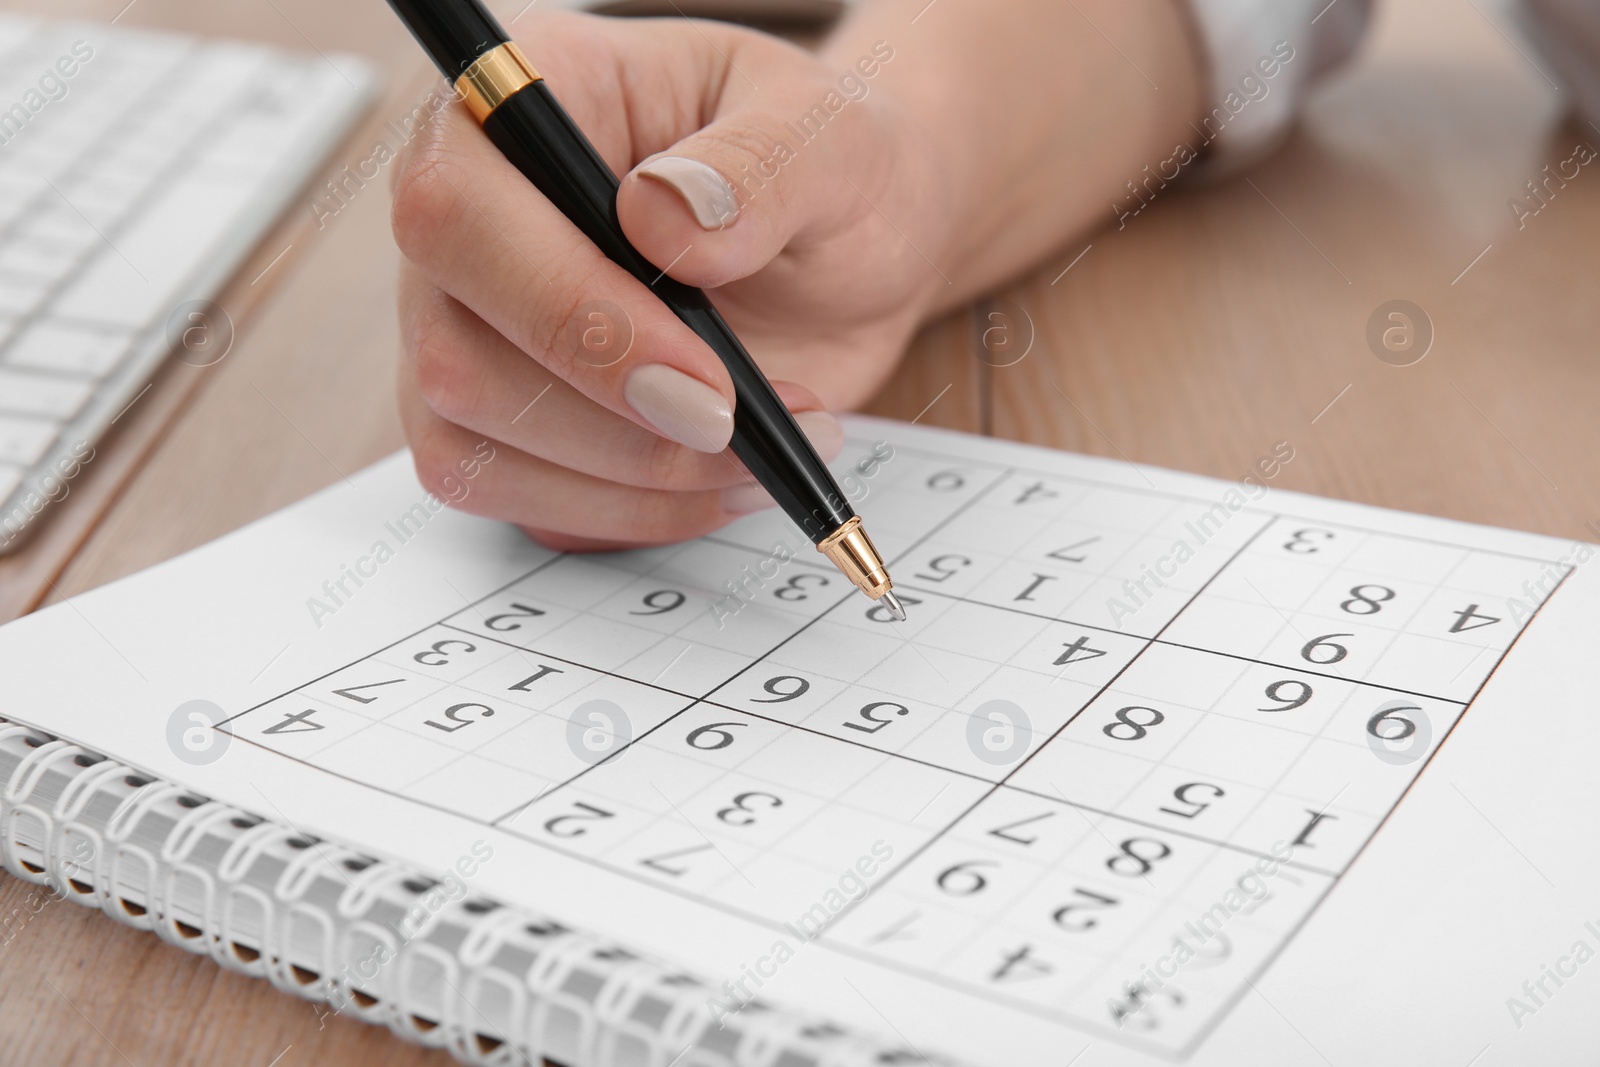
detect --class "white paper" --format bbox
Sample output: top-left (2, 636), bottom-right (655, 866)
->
top-left (2, 415), bottom-right (1595, 1066)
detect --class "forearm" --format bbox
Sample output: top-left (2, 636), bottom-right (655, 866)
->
top-left (821, 0), bottom-right (1206, 308)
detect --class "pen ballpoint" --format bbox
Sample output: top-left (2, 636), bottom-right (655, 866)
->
top-left (385, 0), bottom-right (906, 622)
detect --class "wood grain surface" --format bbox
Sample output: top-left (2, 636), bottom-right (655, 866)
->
top-left (0, 0), bottom-right (1594, 1064)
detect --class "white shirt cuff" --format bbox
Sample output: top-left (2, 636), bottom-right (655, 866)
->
top-left (1183, 0), bottom-right (1371, 171)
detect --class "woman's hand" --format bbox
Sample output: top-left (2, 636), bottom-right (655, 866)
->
top-left (390, 12), bottom-right (953, 551)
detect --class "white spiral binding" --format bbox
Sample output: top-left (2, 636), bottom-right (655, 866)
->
top-left (0, 721), bottom-right (946, 1067)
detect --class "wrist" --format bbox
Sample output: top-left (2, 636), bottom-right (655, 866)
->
top-left (821, 0), bottom-right (1206, 308)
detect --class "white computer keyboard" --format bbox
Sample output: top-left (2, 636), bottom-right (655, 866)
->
top-left (0, 14), bottom-right (373, 552)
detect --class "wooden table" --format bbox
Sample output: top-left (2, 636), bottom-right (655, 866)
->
top-left (0, 0), bottom-right (1594, 1063)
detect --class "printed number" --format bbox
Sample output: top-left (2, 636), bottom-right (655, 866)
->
top-left (508, 664), bottom-right (563, 691)
top-left (640, 843), bottom-right (713, 877)
top-left (631, 590), bottom-right (686, 616)
top-left (483, 602), bottom-right (546, 631)
top-left (1341, 584), bottom-right (1396, 615)
top-left (936, 860), bottom-right (995, 897)
top-left (331, 678), bottom-right (404, 704)
top-left (1159, 782), bottom-right (1224, 819)
top-left (1300, 633), bottom-right (1351, 665)
top-left (263, 709), bottom-right (323, 734)
top-left (1259, 679), bottom-right (1312, 712)
top-left (716, 791), bottom-right (783, 827)
top-left (1051, 888), bottom-right (1119, 932)
top-left (1107, 838), bottom-right (1172, 878)
top-left (1110, 985), bottom-right (1185, 1032)
top-left (542, 801), bottom-right (613, 838)
top-left (1367, 704), bottom-right (1418, 741)
top-left (1450, 603), bottom-right (1501, 633)
top-left (844, 701), bottom-right (911, 734)
top-left (424, 701), bottom-right (494, 733)
top-left (1015, 574), bottom-right (1054, 602)
top-left (927, 470), bottom-right (966, 492)
top-left (1283, 528), bottom-right (1334, 554)
top-left (1045, 536), bottom-right (1100, 563)
top-left (991, 944), bottom-right (1052, 982)
top-left (988, 811), bottom-right (1054, 846)
top-left (413, 639), bottom-right (475, 666)
top-left (772, 574), bottom-right (830, 601)
top-left (914, 554), bottom-right (971, 583)
top-left (686, 722), bottom-right (746, 750)
top-left (752, 675), bottom-right (810, 703)
top-left (1187, 932), bottom-right (1233, 969)
top-left (1054, 636), bottom-right (1108, 667)
top-left (866, 595), bottom-right (922, 623)
top-left (1103, 705), bottom-right (1164, 741)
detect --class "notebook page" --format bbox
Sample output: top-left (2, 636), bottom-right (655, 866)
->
top-left (2, 415), bottom-right (1596, 1066)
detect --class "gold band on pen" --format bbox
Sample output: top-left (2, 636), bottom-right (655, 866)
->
top-left (817, 517), bottom-right (893, 600)
top-left (453, 42), bottom-right (541, 123)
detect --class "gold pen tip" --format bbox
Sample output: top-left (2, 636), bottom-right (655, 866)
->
top-left (880, 590), bottom-right (907, 622)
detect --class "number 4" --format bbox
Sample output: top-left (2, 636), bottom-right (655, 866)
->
top-left (263, 709), bottom-right (323, 734)
top-left (1054, 636), bottom-right (1107, 667)
top-left (1449, 603), bottom-right (1500, 633)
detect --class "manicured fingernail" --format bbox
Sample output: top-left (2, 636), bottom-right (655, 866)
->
top-left (635, 156), bottom-right (739, 230)
top-left (794, 409), bottom-right (844, 462)
top-left (721, 482), bottom-right (776, 514)
top-left (623, 363), bottom-right (733, 453)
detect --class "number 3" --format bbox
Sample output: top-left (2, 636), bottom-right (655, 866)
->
top-left (1283, 528), bottom-right (1334, 554)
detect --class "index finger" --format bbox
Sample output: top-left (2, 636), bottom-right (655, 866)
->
top-left (390, 81), bottom-right (739, 454)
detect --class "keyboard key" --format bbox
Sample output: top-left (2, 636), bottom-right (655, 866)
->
top-left (0, 236), bottom-right (83, 283)
top-left (49, 170), bottom-right (263, 330)
top-left (0, 415), bottom-right (59, 466)
top-left (56, 171), bottom-right (152, 229)
top-left (0, 369), bottom-right (95, 419)
top-left (0, 273), bottom-right (50, 317)
top-left (0, 463), bottom-right (21, 505)
top-left (6, 321), bottom-right (129, 377)
top-left (0, 14), bottom-right (374, 553)
top-left (18, 204), bottom-right (101, 247)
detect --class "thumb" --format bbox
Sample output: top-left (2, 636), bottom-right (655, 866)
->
top-left (615, 105), bottom-right (867, 289)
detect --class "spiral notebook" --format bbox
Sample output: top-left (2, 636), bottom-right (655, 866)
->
top-left (2, 417), bottom-right (1596, 1066)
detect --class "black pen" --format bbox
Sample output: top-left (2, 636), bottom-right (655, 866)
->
top-left (385, 0), bottom-right (905, 621)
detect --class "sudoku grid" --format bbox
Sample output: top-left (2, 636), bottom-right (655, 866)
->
top-left (219, 436), bottom-right (1568, 1056)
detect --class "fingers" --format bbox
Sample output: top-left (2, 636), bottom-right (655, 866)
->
top-left (400, 368), bottom-right (729, 545)
top-left (401, 360), bottom-right (843, 545)
top-left (398, 263), bottom-right (843, 494)
top-left (390, 94), bottom-right (737, 455)
top-left (616, 51), bottom-right (886, 290)
top-left (400, 263), bottom-right (739, 491)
